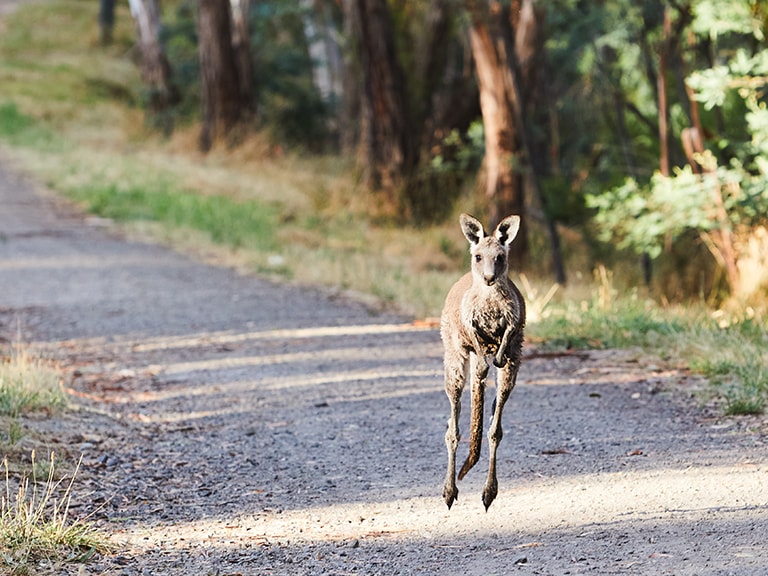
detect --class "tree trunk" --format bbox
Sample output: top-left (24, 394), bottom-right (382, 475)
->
top-left (302, 0), bottom-right (344, 144)
top-left (682, 56), bottom-right (740, 295)
top-left (414, 0), bottom-right (452, 158)
top-left (600, 43), bottom-right (653, 287)
top-left (197, 0), bottom-right (246, 152)
top-left (509, 0), bottom-right (565, 283)
top-left (351, 0), bottom-right (413, 217)
top-left (340, 0), bottom-right (361, 154)
top-left (658, 7), bottom-right (672, 177)
top-left (128, 0), bottom-right (178, 118)
top-left (464, 0), bottom-right (527, 266)
top-left (616, 86), bottom-right (653, 286)
top-left (230, 0), bottom-right (255, 117)
top-left (99, 0), bottom-right (115, 46)
top-left (302, 0), bottom-right (343, 106)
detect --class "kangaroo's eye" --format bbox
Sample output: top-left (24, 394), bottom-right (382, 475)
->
top-left (495, 255), bottom-right (504, 264)
top-left (474, 254), bottom-right (482, 262)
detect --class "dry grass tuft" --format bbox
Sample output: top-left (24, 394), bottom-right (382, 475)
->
top-left (1, 451), bottom-right (111, 575)
top-left (0, 341), bottom-right (64, 419)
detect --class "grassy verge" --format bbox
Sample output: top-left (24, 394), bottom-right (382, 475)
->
top-left (0, 340), bottom-right (65, 419)
top-left (0, 1), bottom-right (765, 415)
top-left (528, 271), bottom-right (768, 415)
top-left (1, 452), bottom-right (111, 575)
top-left (0, 341), bottom-right (111, 573)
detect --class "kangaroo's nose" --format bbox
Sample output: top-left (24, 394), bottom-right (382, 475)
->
top-left (484, 274), bottom-right (496, 286)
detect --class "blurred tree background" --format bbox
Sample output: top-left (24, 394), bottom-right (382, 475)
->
top-left (93, 0), bottom-right (768, 304)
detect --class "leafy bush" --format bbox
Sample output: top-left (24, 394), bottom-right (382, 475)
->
top-left (586, 1), bottom-right (768, 300)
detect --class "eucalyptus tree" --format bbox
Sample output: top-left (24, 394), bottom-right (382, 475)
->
top-left (128, 0), bottom-right (179, 122)
top-left (347, 0), bottom-right (476, 222)
top-left (461, 0), bottom-right (557, 271)
top-left (350, 0), bottom-right (414, 217)
top-left (197, 0), bottom-right (254, 151)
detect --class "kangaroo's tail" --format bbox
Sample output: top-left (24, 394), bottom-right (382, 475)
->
top-left (458, 386), bottom-right (485, 480)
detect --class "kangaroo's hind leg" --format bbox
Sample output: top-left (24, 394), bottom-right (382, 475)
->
top-left (443, 350), bottom-right (467, 509)
top-left (458, 351), bottom-right (488, 480)
top-left (482, 359), bottom-right (519, 511)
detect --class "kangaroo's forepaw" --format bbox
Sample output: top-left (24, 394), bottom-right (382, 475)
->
top-left (482, 481), bottom-right (498, 511)
top-left (443, 484), bottom-right (459, 509)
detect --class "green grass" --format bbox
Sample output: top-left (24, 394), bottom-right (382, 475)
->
top-left (532, 303), bottom-right (686, 351)
top-left (0, 103), bottom-right (57, 148)
top-left (1, 452), bottom-right (111, 575)
top-left (686, 315), bottom-right (768, 415)
top-left (0, 342), bottom-right (65, 419)
top-left (69, 179), bottom-right (279, 251)
top-left (0, 103), bottom-right (34, 138)
top-left (532, 293), bottom-right (768, 414)
top-left (0, 102), bottom-right (277, 252)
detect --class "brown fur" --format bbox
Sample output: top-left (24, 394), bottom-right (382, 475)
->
top-left (440, 213), bottom-right (526, 510)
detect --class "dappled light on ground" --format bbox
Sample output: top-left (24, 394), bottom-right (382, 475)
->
top-left (132, 323), bottom-right (435, 353)
top-left (118, 464), bottom-right (767, 545)
top-left (110, 464), bottom-right (767, 575)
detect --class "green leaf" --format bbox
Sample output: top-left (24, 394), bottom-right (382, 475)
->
top-left (692, 0), bottom-right (761, 40)
top-left (687, 66), bottom-right (731, 109)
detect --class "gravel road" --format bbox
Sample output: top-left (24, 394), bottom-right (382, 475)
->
top-left (0, 149), bottom-right (766, 576)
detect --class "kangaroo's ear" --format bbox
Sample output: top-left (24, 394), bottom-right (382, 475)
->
top-left (495, 215), bottom-right (521, 248)
top-left (460, 213), bottom-right (486, 246)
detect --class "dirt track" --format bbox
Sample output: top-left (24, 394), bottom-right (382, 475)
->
top-left (0, 150), bottom-right (767, 575)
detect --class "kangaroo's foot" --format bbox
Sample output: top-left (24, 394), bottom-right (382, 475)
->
top-left (443, 482), bottom-right (459, 509)
top-left (481, 478), bottom-right (498, 511)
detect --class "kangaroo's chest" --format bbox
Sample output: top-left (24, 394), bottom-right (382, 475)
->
top-left (461, 291), bottom-right (514, 350)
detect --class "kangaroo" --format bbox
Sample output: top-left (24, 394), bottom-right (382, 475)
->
top-left (441, 213), bottom-right (526, 510)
